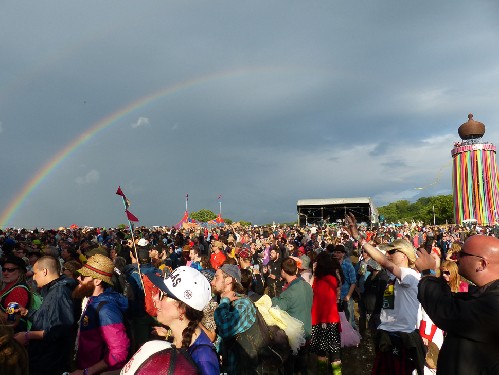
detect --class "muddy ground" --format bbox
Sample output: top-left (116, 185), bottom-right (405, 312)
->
top-left (341, 330), bottom-right (376, 375)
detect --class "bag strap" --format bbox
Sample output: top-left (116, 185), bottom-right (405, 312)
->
top-left (94, 301), bottom-right (109, 325)
top-left (0, 283), bottom-right (31, 311)
top-left (168, 345), bottom-right (177, 375)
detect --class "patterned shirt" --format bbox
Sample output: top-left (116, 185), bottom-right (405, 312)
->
top-left (214, 295), bottom-right (256, 373)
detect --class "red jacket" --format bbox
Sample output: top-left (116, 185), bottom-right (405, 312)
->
top-left (312, 275), bottom-right (340, 324)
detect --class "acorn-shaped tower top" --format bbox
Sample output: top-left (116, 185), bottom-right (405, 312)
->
top-left (458, 113), bottom-right (485, 140)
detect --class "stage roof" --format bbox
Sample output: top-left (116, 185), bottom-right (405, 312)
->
top-left (297, 197), bottom-right (375, 207)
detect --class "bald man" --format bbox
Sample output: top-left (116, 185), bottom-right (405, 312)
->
top-left (416, 235), bottom-right (499, 374)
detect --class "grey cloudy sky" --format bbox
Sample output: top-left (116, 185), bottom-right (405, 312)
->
top-left (1, 1), bottom-right (499, 228)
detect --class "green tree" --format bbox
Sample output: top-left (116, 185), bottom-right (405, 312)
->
top-left (378, 195), bottom-right (454, 225)
top-left (190, 209), bottom-right (217, 222)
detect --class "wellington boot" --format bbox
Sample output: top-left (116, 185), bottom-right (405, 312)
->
top-left (331, 361), bottom-right (342, 375)
top-left (317, 359), bottom-right (329, 375)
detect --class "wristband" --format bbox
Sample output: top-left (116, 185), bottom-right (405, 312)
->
top-left (421, 269), bottom-right (436, 276)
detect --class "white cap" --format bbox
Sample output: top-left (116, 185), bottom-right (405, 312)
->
top-left (137, 238), bottom-right (149, 247)
top-left (148, 266), bottom-right (211, 311)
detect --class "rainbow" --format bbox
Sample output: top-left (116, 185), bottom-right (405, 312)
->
top-left (0, 67), bottom-right (289, 228)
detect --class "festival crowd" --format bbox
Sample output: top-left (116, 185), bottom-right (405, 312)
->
top-left (1, 218), bottom-right (499, 375)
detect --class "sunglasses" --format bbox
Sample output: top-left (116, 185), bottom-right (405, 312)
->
top-left (158, 289), bottom-right (178, 302)
top-left (441, 270), bottom-right (450, 276)
top-left (459, 250), bottom-right (486, 260)
top-left (2, 267), bottom-right (19, 273)
top-left (386, 249), bottom-right (400, 255)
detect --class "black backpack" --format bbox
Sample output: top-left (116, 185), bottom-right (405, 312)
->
top-left (230, 299), bottom-right (291, 374)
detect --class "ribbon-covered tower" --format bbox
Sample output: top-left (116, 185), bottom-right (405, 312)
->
top-left (452, 114), bottom-right (499, 225)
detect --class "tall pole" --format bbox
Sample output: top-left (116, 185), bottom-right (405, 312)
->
top-left (433, 205), bottom-right (436, 225)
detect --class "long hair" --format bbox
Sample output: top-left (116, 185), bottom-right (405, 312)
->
top-left (178, 302), bottom-right (204, 349)
top-left (314, 251), bottom-right (344, 284)
top-left (0, 315), bottom-right (29, 375)
top-left (441, 260), bottom-right (461, 293)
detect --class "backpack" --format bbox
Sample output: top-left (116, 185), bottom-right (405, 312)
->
top-left (121, 340), bottom-right (200, 374)
top-left (231, 299), bottom-right (291, 374)
top-left (0, 283), bottom-right (43, 330)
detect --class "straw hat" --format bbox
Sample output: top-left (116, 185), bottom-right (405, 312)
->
top-left (77, 254), bottom-right (114, 285)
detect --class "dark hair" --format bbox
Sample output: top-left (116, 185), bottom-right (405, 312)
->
top-left (325, 244), bottom-right (335, 253)
top-left (37, 255), bottom-right (61, 275)
top-left (0, 315), bottom-right (29, 375)
top-left (281, 257), bottom-right (297, 276)
top-left (314, 252), bottom-right (344, 284)
top-left (179, 302), bottom-right (204, 349)
top-left (240, 268), bottom-right (253, 293)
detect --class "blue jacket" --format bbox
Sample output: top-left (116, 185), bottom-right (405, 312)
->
top-left (76, 288), bottom-right (130, 371)
top-left (28, 275), bottom-right (77, 373)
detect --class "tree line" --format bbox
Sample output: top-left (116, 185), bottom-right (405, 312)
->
top-left (377, 194), bottom-right (454, 225)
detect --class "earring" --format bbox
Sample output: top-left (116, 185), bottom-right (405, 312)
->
top-left (179, 314), bottom-right (184, 321)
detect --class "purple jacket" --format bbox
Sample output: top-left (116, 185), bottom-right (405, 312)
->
top-left (76, 289), bottom-right (130, 371)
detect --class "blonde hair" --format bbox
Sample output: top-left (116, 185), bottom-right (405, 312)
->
top-left (441, 260), bottom-right (461, 293)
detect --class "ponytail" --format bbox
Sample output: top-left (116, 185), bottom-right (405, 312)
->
top-left (179, 303), bottom-right (204, 349)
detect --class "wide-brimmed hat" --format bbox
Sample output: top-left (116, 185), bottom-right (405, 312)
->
top-left (299, 255), bottom-right (311, 270)
top-left (385, 239), bottom-right (417, 264)
top-left (77, 254), bottom-right (114, 285)
top-left (1, 256), bottom-right (27, 273)
top-left (148, 266), bottom-right (211, 311)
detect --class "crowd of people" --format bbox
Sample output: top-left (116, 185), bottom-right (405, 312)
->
top-left (0, 218), bottom-right (498, 374)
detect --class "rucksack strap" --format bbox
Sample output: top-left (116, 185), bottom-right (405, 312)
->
top-left (168, 345), bottom-right (177, 375)
top-left (0, 283), bottom-right (31, 312)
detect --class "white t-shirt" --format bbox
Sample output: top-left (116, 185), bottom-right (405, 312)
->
top-left (378, 267), bottom-right (421, 333)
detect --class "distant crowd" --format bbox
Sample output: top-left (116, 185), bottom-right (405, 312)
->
top-left (1, 219), bottom-right (499, 374)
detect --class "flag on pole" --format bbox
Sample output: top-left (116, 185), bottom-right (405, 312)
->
top-left (116, 186), bottom-right (131, 209)
top-left (218, 195), bottom-right (222, 201)
top-left (126, 210), bottom-right (139, 222)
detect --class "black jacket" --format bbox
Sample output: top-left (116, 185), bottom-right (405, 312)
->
top-left (28, 275), bottom-right (77, 374)
top-left (418, 277), bottom-right (499, 374)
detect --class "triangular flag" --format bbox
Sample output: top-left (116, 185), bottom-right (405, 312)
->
top-left (126, 210), bottom-right (139, 222)
top-left (116, 186), bottom-right (125, 197)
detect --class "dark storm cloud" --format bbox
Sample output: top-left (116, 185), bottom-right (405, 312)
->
top-left (1, 1), bottom-right (499, 227)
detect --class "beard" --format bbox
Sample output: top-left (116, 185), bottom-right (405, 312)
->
top-left (72, 281), bottom-right (95, 299)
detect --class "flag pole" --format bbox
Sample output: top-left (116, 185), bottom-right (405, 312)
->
top-left (117, 187), bottom-right (145, 291)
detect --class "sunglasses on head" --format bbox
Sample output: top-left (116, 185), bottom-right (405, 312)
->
top-left (441, 270), bottom-right (450, 276)
top-left (2, 267), bottom-right (19, 273)
top-left (386, 249), bottom-right (400, 255)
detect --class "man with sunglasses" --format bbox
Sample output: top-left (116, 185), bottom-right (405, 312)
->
top-left (345, 212), bottom-right (425, 375)
top-left (416, 234), bottom-right (499, 374)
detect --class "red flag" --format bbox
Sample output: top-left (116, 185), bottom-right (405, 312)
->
top-left (116, 186), bottom-right (125, 197)
top-left (116, 186), bottom-right (130, 208)
top-left (126, 210), bottom-right (139, 222)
